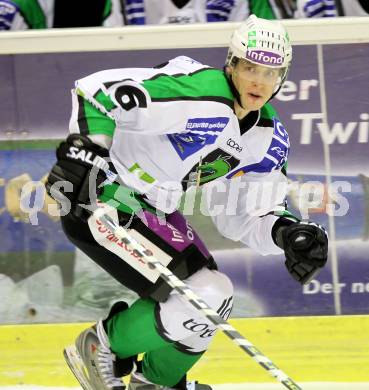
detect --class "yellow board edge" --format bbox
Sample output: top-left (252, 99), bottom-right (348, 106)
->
top-left (1, 315), bottom-right (368, 386)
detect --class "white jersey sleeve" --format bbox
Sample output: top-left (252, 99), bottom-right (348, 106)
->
top-left (102, 0), bottom-right (125, 27)
top-left (203, 169), bottom-right (288, 255)
top-left (227, 0), bottom-right (249, 21)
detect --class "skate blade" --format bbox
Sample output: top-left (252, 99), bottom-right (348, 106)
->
top-left (185, 383), bottom-right (212, 390)
top-left (64, 345), bottom-right (94, 390)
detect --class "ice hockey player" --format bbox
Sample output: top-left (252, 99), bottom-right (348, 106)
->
top-left (46, 14), bottom-right (328, 390)
top-left (0, 0), bottom-right (124, 30)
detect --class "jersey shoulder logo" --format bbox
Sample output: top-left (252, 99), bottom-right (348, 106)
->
top-left (168, 117), bottom-right (229, 160)
top-left (268, 117), bottom-right (290, 170)
top-left (226, 117), bottom-right (290, 178)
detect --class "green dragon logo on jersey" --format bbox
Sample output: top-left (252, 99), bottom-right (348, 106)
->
top-left (182, 148), bottom-right (240, 190)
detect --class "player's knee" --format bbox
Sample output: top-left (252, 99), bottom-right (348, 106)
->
top-left (156, 268), bottom-right (233, 352)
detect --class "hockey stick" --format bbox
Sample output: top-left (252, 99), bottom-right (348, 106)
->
top-left (90, 205), bottom-right (303, 390)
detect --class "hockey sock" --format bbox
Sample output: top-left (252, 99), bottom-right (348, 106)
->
top-left (105, 298), bottom-right (203, 386)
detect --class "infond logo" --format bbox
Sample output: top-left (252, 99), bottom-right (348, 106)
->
top-left (245, 49), bottom-right (283, 66)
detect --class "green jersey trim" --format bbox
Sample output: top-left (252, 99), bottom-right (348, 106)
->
top-left (103, 0), bottom-right (112, 20)
top-left (250, 0), bottom-right (277, 19)
top-left (98, 183), bottom-right (157, 215)
top-left (128, 163), bottom-right (156, 184)
top-left (78, 95), bottom-right (115, 137)
top-left (13, 0), bottom-right (46, 28)
top-left (260, 103), bottom-right (278, 120)
top-left (257, 103), bottom-right (279, 127)
top-left (151, 95), bottom-right (233, 107)
top-left (272, 209), bottom-right (300, 222)
top-left (142, 68), bottom-right (234, 107)
top-left (282, 161), bottom-right (288, 176)
top-left (94, 90), bottom-right (116, 111)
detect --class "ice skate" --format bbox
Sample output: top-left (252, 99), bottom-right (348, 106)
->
top-left (64, 320), bottom-right (131, 390)
top-left (128, 366), bottom-right (212, 390)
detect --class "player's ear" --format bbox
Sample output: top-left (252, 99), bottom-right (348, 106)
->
top-left (225, 65), bottom-right (233, 76)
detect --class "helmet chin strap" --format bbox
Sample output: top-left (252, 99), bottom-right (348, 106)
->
top-left (270, 67), bottom-right (289, 101)
top-left (270, 80), bottom-right (284, 101)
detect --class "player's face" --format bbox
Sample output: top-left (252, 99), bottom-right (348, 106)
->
top-left (230, 59), bottom-right (283, 111)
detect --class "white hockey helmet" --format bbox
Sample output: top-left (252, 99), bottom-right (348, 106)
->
top-left (226, 14), bottom-right (292, 79)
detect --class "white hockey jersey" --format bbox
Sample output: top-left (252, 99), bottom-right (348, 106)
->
top-left (122, 0), bottom-right (248, 24)
top-left (0, 0), bottom-right (123, 30)
top-left (69, 56), bottom-right (292, 255)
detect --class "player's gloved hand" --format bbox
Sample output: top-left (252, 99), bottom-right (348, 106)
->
top-left (273, 219), bottom-right (328, 285)
top-left (46, 134), bottom-right (112, 218)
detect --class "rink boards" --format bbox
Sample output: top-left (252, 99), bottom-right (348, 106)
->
top-left (1, 315), bottom-right (368, 386)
